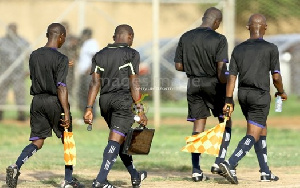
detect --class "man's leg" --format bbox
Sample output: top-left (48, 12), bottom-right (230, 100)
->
top-left (212, 118), bottom-right (232, 175)
top-left (93, 130), bottom-right (124, 188)
top-left (191, 118), bottom-right (208, 182)
top-left (119, 144), bottom-right (147, 187)
top-left (220, 122), bottom-right (262, 184)
top-left (119, 144), bottom-right (138, 177)
top-left (255, 127), bottom-right (270, 174)
top-left (254, 127), bottom-right (279, 182)
top-left (6, 139), bottom-right (44, 188)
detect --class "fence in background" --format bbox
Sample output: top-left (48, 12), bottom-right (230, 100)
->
top-left (1, 0), bottom-right (300, 121)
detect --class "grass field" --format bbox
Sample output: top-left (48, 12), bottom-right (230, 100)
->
top-left (0, 96), bottom-right (299, 187)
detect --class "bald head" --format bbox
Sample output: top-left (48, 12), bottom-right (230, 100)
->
top-left (248, 14), bottom-right (267, 27)
top-left (201, 7), bottom-right (222, 30)
top-left (46, 23), bottom-right (66, 39)
top-left (247, 14), bottom-right (267, 38)
top-left (113, 24), bottom-right (134, 46)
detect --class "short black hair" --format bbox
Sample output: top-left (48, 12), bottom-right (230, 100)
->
top-left (114, 24), bottom-right (134, 36)
top-left (46, 23), bottom-right (66, 38)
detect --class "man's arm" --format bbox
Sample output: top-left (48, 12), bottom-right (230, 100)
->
top-left (130, 74), bottom-right (141, 103)
top-left (83, 72), bottom-right (101, 124)
top-left (223, 75), bottom-right (237, 117)
top-left (217, 61), bottom-right (228, 84)
top-left (130, 74), bottom-right (148, 126)
top-left (175, 62), bottom-right (184, 72)
top-left (272, 73), bottom-right (287, 100)
top-left (57, 85), bottom-right (70, 127)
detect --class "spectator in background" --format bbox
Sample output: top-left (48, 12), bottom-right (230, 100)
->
top-left (59, 22), bottom-right (79, 101)
top-left (77, 28), bottom-right (99, 116)
top-left (0, 23), bottom-right (29, 121)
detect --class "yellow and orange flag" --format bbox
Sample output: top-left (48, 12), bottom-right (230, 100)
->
top-left (181, 117), bottom-right (229, 156)
top-left (64, 129), bottom-right (76, 166)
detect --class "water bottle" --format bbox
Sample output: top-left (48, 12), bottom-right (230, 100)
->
top-left (275, 96), bottom-right (282, 112)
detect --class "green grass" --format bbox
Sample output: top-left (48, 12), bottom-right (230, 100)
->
top-left (1, 94), bottom-right (299, 178)
top-left (0, 119), bottom-right (299, 174)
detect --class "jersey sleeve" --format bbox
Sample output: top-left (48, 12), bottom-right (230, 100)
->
top-left (229, 52), bottom-right (238, 76)
top-left (270, 45), bottom-right (280, 74)
top-left (90, 54), bottom-right (100, 75)
top-left (130, 51), bottom-right (140, 76)
top-left (174, 37), bottom-right (183, 63)
top-left (56, 55), bottom-right (69, 87)
top-left (216, 35), bottom-right (229, 63)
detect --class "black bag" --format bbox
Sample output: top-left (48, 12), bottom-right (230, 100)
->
top-left (122, 125), bottom-right (155, 155)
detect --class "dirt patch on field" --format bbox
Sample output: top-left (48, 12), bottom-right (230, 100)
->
top-left (0, 167), bottom-right (300, 188)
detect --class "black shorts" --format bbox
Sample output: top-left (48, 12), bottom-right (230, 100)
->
top-left (187, 77), bottom-right (226, 121)
top-left (99, 92), bottom-right (134, 135)
top-left (29, 94), bottom-right (64, 141)
top-left (238, 88), bottom-right (270, 127)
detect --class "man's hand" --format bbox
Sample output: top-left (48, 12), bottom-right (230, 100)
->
top-left (68, 60), bottom-right (74, 67)
top-left (275, 91), bottom-right (288, 101)
top-left (84, 109), bottom-right (93, 125)
top-left (60, 113), bottom-right (70, 129)
top-left (137, 112), bottom-right (148, 126)
top-left (223, 103), bottom-right (234, 117)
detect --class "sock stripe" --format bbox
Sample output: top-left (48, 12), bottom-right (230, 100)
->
top-left (220, 148), bottom-right (226, 159)
top-left (108, 145), bottom-right (116, 153)
top-left (262, 140), bottom-right (266, 148)
top-left (244, 138), bottom-right (251, 145)
top-left (235, 149), bottom-right (243, 157)
top-left (263, 154), bottom-right (268, 163)
top-left (225, 132), bottom-right (231, 141)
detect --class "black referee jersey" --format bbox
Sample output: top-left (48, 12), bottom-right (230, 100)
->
top-left (90, 43), bottom-right (140, 95)
top-left (174, 27), bottom-right (228, 77)
top-left (29, 47), bottom-right (69, 95)
top-left (229, 38), bottom-right (280, 91)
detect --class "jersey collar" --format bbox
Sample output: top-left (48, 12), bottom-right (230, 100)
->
top-left (247, 38), bottom-right (264, 41)
top-left (107, 43), bottom-right (129, 48)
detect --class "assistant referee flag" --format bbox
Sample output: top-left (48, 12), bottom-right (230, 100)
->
top-left (182, 110), bottom-right (230, 156)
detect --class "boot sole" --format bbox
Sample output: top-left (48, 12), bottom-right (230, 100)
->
top-left (219, 163), bottom-right (238, 184)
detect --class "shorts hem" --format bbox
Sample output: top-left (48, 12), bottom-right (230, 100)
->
top-left (112, 129), bottom-right (126, 137)
top-left (248, 120), bottom-right (265, 128)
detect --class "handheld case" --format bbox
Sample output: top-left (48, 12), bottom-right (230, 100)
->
top-left (122, 125), bottom-right (155, 155)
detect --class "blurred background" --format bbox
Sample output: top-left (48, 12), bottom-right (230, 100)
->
top-left (1, 0), bottom-right (300, 124)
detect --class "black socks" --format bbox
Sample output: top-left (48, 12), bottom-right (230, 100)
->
top-left (16, 143), bottom-right (38, 169)
top-left (228, 135), bottom-right (255, 167)
top-left (215, 127), bottom-right (231, 164)
top-left (96, 140), bottom-right (120, 183)
top-left (254, 136), bottom-right (270, 174)
top-left (119, 144), bottom-right (139, 178)
top-left (191, 132), bottom-right (202, 173)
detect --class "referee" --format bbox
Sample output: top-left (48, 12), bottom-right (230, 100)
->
top-left (174, 7), bottom-right (232, 181)
top-left (83, 24), bottom-right (148, 188)
top-left (6, 23), bottom-right (84, 188)
top-left (219, 14), bottom-right (287, 184)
